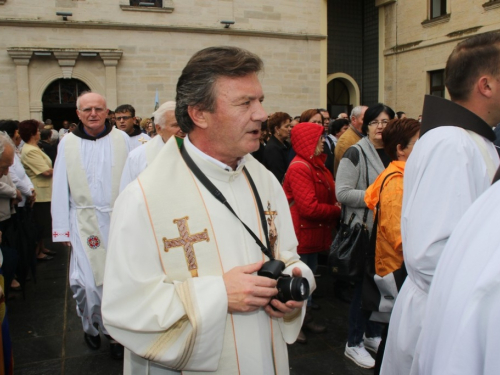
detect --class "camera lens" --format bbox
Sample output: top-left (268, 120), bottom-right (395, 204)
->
top-left (276, 276), bottom-right (310, 303)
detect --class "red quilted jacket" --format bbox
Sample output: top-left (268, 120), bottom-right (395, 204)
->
top-left (283, 123), bottom-right (341, 254)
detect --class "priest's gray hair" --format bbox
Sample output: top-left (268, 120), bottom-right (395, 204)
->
top-left (175, 46), bottom-right (263, 134)
top-left (350, 106), bottom-right (365, 121)
top-left (0, 131), bottom-right (15, 159)
top-left (152, 101), bottom-right (176, 129)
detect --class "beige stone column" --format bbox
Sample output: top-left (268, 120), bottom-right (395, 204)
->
top-left (7, 50), bottom-right (32, 121)
top-left (53, 51), bottom-right (79, 79)
top-left (100, 52), bottom-right (122, 110)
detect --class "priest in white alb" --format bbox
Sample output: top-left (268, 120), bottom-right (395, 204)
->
top-left (119, 100), bottom-right (186, 191)
top-left (381, 32), bottom-right (500, 375)
top-left (102, 46), bottom-right (314, 375)
top-left (51, 91), bottom-right (130, 359)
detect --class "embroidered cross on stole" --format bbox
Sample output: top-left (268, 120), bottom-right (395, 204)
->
top-left (162, 217), bottom-right (210, 277)
top-left (264, 201), bottom-right (278, 257)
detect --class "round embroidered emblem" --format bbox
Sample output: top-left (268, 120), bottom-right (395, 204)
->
top-left (87, 235), bottom-right (101, 249)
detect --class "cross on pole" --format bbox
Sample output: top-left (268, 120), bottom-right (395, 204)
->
top-left (162, 216), bottom-right (210, 277)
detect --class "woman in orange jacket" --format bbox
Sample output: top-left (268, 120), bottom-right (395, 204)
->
top-left (364, 118), bottom-right (420, 374)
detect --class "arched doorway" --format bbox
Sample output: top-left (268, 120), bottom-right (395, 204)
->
top-left (42, 79), bottom-right (90, 130)
top-left (326, 73), bottom-right (360, 118)
top-left (327, 79), bottom-right (351, 118)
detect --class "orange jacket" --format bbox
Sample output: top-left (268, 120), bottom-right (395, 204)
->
top-left (364, 161), bottom-right (405, 277)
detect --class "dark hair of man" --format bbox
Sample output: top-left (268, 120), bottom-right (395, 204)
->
top-left (175, 46), bottom-right (263, 133)
top-left (396, 111), bottom-right (405, 119)
top-left (299, 108), bottom-right (323, 124)
top-left (329, 118), bottom-right (349, 136)
top-left (382, 118), bottom-right (421, 161)
top-left (40, 129), bottom-right (52, 141)
top-left (361, 103), bottom-right (396, 135)
top-left (115, 104), bottom-right (135, 117)
top-left (446, 31), bottom-right (500, 102)
top-left (0, 120), bottom-right (19, 139)
top-left (18, 119), bottom-right (40, 143)
top-left (108, 110), bottom-right (115, 115)
top-left (268, 112), bottom-right (291, 136)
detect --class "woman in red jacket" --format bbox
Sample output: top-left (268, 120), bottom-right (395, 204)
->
top-left (283, 122), bottom-right (341, 343)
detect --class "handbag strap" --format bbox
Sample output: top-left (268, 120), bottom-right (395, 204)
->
top-left (358, 146), bottom-right (370, 224)
top-left (367, 171), bottom-right (403, 257)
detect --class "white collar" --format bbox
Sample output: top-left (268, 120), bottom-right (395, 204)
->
top-left (184, 135), bottom-right (246, 172)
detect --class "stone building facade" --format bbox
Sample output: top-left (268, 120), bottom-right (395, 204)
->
top-left (377, 0), bottom-right (500, 118)
top-left (0, 0), bottom-right (328, 126)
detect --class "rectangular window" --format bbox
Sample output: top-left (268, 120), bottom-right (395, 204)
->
top-left (430, 0), bottom-right (447, 19)
top-left (429, 70), bottom-right (445, 98)
top-left (130, 0), bottom-right (162, 7)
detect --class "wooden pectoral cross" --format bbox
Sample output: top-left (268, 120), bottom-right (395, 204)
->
top-left (264, 201), bottom-right (278, 258)
top-left (162, 216), bottom-right (210, 278)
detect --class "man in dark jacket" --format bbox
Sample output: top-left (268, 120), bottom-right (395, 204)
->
top-left (38, 129), bottom-right (57, 165)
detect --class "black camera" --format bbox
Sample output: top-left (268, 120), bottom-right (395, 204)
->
top-left (258, 259), bottom-right (310, 303)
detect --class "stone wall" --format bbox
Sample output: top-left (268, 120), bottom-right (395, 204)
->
top-left (380, 0), bottom-right (500, 117)
top-left (0, 1), bottom-right (326, 121)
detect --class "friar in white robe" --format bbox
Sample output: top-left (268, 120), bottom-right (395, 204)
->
top-left (120, 100), bottom-right (186, 191)
top-left (409, 171), bottom-right (500, 374)
top-left (102, 46), bottom-right (313, 375)
top-left (52, 93), bottom-right (130, 345)
top-left (115, 104), bottom-right (151, 151)
top-left (381, 95), bottom-right (500, 372)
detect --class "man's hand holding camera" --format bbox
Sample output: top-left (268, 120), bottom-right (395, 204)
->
top-left (223, 260), bottom-right (308, 318)
top-left (223, 261), bottom-right (278, 313)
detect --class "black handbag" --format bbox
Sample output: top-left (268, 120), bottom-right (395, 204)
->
top-left (361, 171), bottom-right (407, 321)
top-left (328, 147), bottom-right (370, 282)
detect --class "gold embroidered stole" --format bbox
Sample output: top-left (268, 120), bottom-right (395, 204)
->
top-left (64, 129), bottom-right (128, 286)
top-left (145, 134), bottom-right (164, 166)
top-left (138, 137), bottom-right (241, 373)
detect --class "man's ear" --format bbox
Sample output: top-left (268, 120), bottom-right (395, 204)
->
top-left (187, 106), bottom-right (209, 130)
top-left (477, 75), bottom-right (494, 98)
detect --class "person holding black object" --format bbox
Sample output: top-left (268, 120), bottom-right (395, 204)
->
top-left (102, 46), bottom-right (314, 375)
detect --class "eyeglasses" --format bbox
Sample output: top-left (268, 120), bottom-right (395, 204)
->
top-left (368, 120), bottom-right (389, 127)
top-left (116, 116), bottom-right (133, 121)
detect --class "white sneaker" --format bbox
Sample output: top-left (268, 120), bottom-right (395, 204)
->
top-left (363, 334), bottom-right (382, 353)
top-left (344, 343), bottom-right (375, 369)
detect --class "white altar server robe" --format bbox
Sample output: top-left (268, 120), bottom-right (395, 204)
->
top-left (120, 134), bottom-right (164, 191)
top-left (381, 126), bottom-right (499, 375)
top-left (411, 180), bottom-right (500, 374)
top-left (128, 132), bottom-right (150, 151)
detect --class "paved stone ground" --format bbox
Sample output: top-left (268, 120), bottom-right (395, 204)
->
top-left (8, 243), bottom-right (373, 375)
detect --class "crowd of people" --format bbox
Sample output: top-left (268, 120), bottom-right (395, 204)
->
top-left (0, 31), bottom-right (499, 375)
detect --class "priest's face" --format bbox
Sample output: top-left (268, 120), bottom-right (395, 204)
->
top-left (158, 110), bottom-right (185, 142)
top-left (194, 73), bottom-right (267, 166)
top-left (76, 93), bottom-right (108, 137)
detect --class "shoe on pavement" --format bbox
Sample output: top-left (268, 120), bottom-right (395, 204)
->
top-left (84, 332), bottom-right (101, 350)
top-left (295, 330), bottom-right (307, 344)
top-left (109, 339), bottom-right (124, 360)
top-left (363, 334), bottom-right (382, 353)
top-left (344, 343), bottom-right (375, 369)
